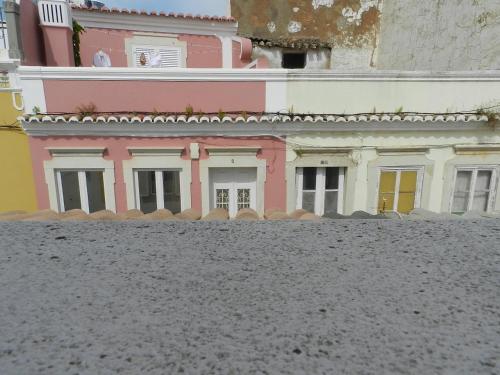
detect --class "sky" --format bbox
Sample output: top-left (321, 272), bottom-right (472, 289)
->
top-left (102, 0), bottom-right (228, 16)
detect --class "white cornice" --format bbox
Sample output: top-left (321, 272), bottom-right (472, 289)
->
top-left (205, 146), bottom-right (261, 156)
top-left (72, 9), bottom-right (238, 37)
top-left (127, 147), bottom-right (185, 156)
top-left (16, 66), bottom-right (500, 82)
top-left (23, 120), bottom-right (493, 137)
top-left (46, 146), bottom-right (106, 156)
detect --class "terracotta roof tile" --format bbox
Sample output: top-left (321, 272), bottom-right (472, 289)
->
top-left (71, 5), bottom-right (236, 23)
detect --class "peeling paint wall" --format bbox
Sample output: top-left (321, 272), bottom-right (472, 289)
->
top-left (231, 0), bottom-right (382, 49)
top-left (233, 0), bottom-right (500, 71)
top-left (376, 0), bottom-right (500, 70)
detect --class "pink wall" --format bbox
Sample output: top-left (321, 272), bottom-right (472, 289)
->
top-left (29, 136), bottom-right (286, 213)
top-left (78, 28), bottom-right (226, 68)
top-left (43, 80), bottom-right (266, 113)
top-left (232, 39), bottom-right (253, 68)
top-left (41, 26), bottom-right (75, 67)
top-left (179, 34), bottom-right (222, 68)
top-left (20, 0), bottom-right (45, 66)
top-left (79, 28), bottom-right (132, 67)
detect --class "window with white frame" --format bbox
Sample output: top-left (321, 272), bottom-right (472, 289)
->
top-left (296, 167), bottom-right (344, 216)
top-left (134, 170), bottom-right (181, 214)
top-left (56, 170), bottom-right (106, 213)
top-left (377, 167), bottom-right (423, 214)
top-left (451, 167), bottom-right (497, 213)
top-left (133, 46), bottom-right (182, 68)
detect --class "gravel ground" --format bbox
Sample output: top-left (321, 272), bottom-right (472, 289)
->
top-left (0, 220), bottom-right (499, 375)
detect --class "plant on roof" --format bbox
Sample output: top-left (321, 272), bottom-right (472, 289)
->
top-left (217, 109), bottom-right (226, 120)
top-left (395, 106), bottom-right (404, 114)
top-left (476, 107), bottom-right (500, 124)
top-left (185, 105), bottom-right (194, 117)
top-left (72, 20), bottom-right (85, 67)
top-left (32, 106), bottom-right (41, 115)
top-left (76, 102), bottom-right (98, 118)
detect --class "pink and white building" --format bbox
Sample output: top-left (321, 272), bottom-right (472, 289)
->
top-left (14, 0), bottom-right (500, 217)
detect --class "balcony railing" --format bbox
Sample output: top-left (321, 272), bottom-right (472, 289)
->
top-left (0, 7), bottom-right (7, 50)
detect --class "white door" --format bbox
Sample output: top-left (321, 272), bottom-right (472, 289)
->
top-left (210, 168), bottom-right (257, 217)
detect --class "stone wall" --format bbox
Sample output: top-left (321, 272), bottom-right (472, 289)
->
top-left (376, 0), bottom-right (500, 71)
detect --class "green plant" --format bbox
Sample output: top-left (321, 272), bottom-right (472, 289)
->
top-left (72, 20), bottom-right (85, 67)
top-left (32, 106), bottom-right (41, 115)
top-left (476, 107), bottom-right (499, 124)
top-left (76, 102), bottom-right (97, 117)
top-left (185, 105), bottom-right (194, 117)
top-left (395, 106), bottom-right (404, 114)
top-left (217, 109), bottom-right (226, 120)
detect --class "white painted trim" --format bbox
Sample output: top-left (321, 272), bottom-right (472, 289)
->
top-left (18, 77), bottom-right (46, 114)
top-left (72, 9), bottom-right (238, 37)
top-left (449, 166), bottom-right (499, 213)
top-left (127, 147), bottom-right (184, 156)
top-left (122, 152), bottom-right (191, 211)
top-left (17, 66), bottom-right (500, 82)
top-left (44, 156), bottom-right (116, 213)
top-left (454, 145), bottom-right (500, 154)
top-left (47, 147), bottom-right (106, 156)
top-left (218, 36), bottom-right (233, 69)
top-left (200, 154), bottom-right (266, 216)
top-left (205, 146), bottom-right (261, 155)
top-left (295, 166), bottom-right (345, 216)
top-left (22, 120), bottom-right (493, 137)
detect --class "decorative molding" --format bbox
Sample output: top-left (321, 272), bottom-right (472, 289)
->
top-left (294, 147), bottom-right (353, 154)
top-left (17, 66), bottom-right (500, 82)
top-left (46, 147), bottom-right (106, 156)
top-left (205, 146), bottom-right (261, 156)
top-left (127, 147), bottom-right (185, 156)
top-left (454, 144), bottom-right (500, 154)
top-left (72, 8), bottom-right (238, 37)
top-left (376, 146), bottom-right (430, 155)
top-left (23, 119), bottom-right (493, 137)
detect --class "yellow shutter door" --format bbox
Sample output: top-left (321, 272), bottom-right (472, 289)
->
top-left (378, 171), bottom-right (397, 212)
top-left (397, 171), bottom-right (417, 214)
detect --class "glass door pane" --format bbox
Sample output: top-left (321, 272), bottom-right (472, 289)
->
top-left (163, 171), bottom-right (181, 214)
top-left (452, 171), bottom-right (472, 213)
top-left (397, 171), bottom-right (417, 214)
top-left (86, 171), bottom-right (106, 213)
top-left (60, 171), bottom-right (81, 211)
top-left (302, 167), bottom-right (317, 212)
top-left (237, 189), bottom-right (251, 210)
top-left (137, 171), bottom-right (157, 214)
top-left (471, 170), bottom-right (492, 212)
top-left (324, 191), bottom-right (338, 214)
top-left (378, 171), bottom-right (397, 212)
top-left (216, 189), bottom-right (229, 210)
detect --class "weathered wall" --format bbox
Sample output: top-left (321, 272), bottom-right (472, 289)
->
top-left (376, 0), bottom-right (500, 71)
top-left (231, 0), bottom-right (381, 49)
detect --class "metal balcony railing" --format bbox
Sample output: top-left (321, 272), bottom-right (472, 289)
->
top-left (0, 6), bottom-right (7, 50)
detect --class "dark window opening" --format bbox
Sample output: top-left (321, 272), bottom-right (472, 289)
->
top-left (282, 52), bottom-right (306, 69)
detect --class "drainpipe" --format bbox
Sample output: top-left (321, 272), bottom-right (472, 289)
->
top-left (3, 0), bottom-right (24, 61)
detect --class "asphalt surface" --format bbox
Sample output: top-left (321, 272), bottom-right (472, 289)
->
top-left (0, 220), bottom-right (499, 374)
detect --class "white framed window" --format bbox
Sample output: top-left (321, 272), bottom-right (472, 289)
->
top-left (44, 148), bottom-right (116, 214)
top-left (377, 167), bottom-right (424, 214)
top-left (133, 169), bottom-right (181, 214)
top-left (296, 167), bottom-right (345, 216)
top-left (133, 45), bottom-right (182, 68)
top-left (450, 167), bottom-right (497, 213)
top-left (56, 170), bottom-right (106, 213)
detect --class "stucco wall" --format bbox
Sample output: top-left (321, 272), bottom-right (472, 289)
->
top-left (42, 80), bottom-right (266, 114)
top-left (0, 91), bottom-right (38, 212)
top-left (78, 28), bottom-right (225, 68)
top-left (28, 136), bottom-right (286, 214)
top-left (20, 0), bottom-right (45, 66)
top-left (376, 0), bottom-right (500, 71)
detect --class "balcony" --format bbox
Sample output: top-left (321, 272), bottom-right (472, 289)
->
top-left (0, 6), bottom-right (9, 61)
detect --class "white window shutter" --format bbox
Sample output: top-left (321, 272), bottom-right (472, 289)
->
top-left (133, 46), bottom-right (182, 68)
top-left (158, 47), bottom-right (182, 68)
